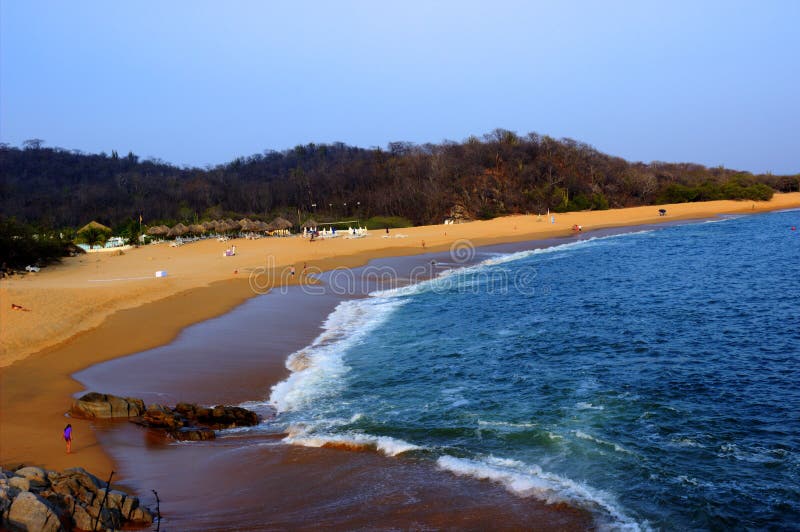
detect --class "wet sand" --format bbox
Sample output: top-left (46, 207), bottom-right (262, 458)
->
top-left (75, 252), bottom-right (596, 529)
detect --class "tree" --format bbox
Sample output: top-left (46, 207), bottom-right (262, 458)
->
top-left (77, 227), bottom-right (108, 249)
top-left (22, 138), bottom-right (45, 150)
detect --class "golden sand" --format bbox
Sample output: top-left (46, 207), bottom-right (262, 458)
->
top-left (1, 193), bottom-right (799, 476)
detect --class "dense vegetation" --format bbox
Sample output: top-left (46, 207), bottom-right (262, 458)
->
top-left (0, 217), bottom-right (77, 270)
top-left (1, 132), bottom-right (797, 232)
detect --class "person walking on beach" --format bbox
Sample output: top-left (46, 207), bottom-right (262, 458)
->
top-left (63, 424), bottom-right (72, 454)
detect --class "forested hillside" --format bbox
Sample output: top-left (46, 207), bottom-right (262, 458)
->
top-left (2, 131), bottom-right (797, 230)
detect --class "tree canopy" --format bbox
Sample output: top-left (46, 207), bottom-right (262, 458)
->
top-left (1, 131), bottom-right (796, 230)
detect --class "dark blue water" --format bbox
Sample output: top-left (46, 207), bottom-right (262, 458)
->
top-left (265, 211), bottom-right (800, 530)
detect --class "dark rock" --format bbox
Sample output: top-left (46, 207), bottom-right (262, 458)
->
top-left (132, 400), bottom-right (260, 442)
top-left (141, 404), bottom-right (185, 430)
top-left (130, 505), bottom-right (154, 526)
top-left (7, 492), bottom-right (61, 532)
top-left (71, 392), bottom-right (146, 419)
top-left (71, 503), bottom-right (94, 531)
top-left (2, 465), bottom-right (154, 531)
top-left (1, 486), bottom-right (13, 521)
top-left (82, 503), bottom-right (122, 530)
top-left (95, 487), bottom-right (126, 510)
top-left (120, 494), bottom-right (139, 519)
top-left (170, 427), bottom-right (216, 441)
top-left (197, 404), bottom-right (260, 429)
top-left (8, 476), bottom-right (30, 492)
top-left (51, 468), bottom-right (101, 507)
top-left (14, 467), bottom-right (47, 485)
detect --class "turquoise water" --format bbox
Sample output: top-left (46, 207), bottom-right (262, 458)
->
top-left (265, 211), bottom-right (800, 530)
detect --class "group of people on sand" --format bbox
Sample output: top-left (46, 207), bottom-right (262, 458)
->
top-left (223, 245), bottom-right (236, 257)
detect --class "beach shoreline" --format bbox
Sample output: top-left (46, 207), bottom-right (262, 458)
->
top-left (1, 195), bottom-right (799, 507)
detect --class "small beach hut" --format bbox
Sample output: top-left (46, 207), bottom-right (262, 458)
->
top-left (78, 221), bottom-right (112, 234)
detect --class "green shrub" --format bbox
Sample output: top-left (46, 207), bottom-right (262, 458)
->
top-left (364, 216), bottom-right (414, 230)
top-left (658, 180), bottom-right (774, 204)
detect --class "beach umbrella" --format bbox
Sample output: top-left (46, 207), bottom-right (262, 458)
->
top-left (146, 226), bottom-right (166, 236)
top-left (202, 221), bottom-right (216, 232)
top-left (301, 219), bottom-right (318, 229)
top-left (167, 223), bottom-right (189, 238)
top-left (253, 220), bottom-right (268, 232)
top-left (216, 221), bottom-right (234, 234)
top-left (239, 218), bottom-right (256, 231)
top-left (188, 224), bottom-right (205, 235)
top-left (271, 217), bottom-right (293, 230)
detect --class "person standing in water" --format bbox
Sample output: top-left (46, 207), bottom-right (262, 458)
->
top-left (63, 424), bottom-right (72, 454)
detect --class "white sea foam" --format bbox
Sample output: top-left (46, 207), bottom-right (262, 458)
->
top-left (717, 443), bottom-right (790, 464)
top-left (436, 455), bottom-right (643, 531)
top-left (369, 230), bottom-right (655, 300)
top-left (477, 420), bottom-right (539, 430)
top-left (269, 297), bottom-right (405, 413)
top-left (573, 430), bottom-right (632, 455)
top-left (576, 402), bottom-right (605, 410)
top-left (670, 437), bottom-right (704, 448)
top-left (284, 430), bottom-right (421, 456)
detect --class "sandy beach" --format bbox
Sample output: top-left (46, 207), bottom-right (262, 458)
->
top-left (1, 194), bottom-right (799, 520)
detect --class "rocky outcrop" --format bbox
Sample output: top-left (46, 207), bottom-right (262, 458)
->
top-left (133, 401), bottom-right (261, 441)
top-left (7, 491), bottom-right (62, 532)
top-left (68, 392), bottom-right (262, 442)
top-left (174, 402), bottom-right (260, 429)
top-left (70, 393), bottom-right (146, 419)
top-left (0, 465), bottom-right (154, 531)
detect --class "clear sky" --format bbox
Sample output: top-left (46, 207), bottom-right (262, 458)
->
top-left (1, 0), bottom-right (798, 173)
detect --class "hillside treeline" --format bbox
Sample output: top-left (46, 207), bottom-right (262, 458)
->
top-left (1, 130), bottom-right (797, 230)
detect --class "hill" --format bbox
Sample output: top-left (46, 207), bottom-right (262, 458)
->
top-left (1, 130), bottom-right (797, 230)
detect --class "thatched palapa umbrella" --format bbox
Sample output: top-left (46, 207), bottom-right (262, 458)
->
top-left (167, 223), bottom-right (189, 238)
top-left (301, 219), bottom-right (318, 229)
top-left (188, 224), bottom-right (206, 235)
top-left (202, 221), bottom-right (216, 233)
top-left (271, 217), bottom-right (293, 230)
top-left (146, 225), bottom-right (168, 236)
top-left (239, 218), bottom-right (256, 232)
top-left (226, 219), bottom-right (242, 233)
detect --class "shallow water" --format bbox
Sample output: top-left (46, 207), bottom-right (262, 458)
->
top-left (259, 210), bottom-right (800, 529)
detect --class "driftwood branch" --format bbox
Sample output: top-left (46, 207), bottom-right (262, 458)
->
top-left (152, 489), bottom-right (161, 532)
top-left (92, 470), bottom-right (114, 531)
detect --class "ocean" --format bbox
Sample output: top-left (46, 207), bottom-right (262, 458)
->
top-left (255, 210), bottom-right (800, 530)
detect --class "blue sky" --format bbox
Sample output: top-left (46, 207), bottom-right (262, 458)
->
top-left (2, 1), bottom-right (798, 173)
